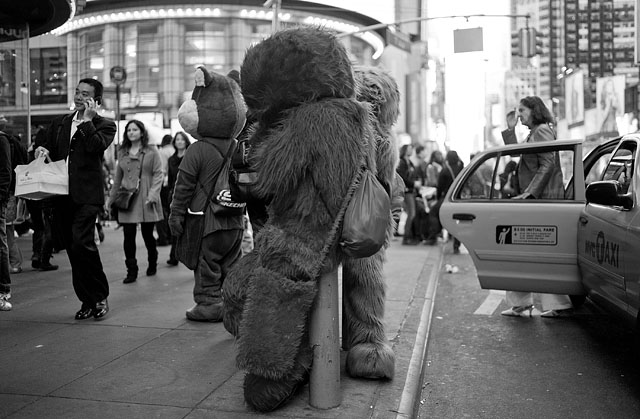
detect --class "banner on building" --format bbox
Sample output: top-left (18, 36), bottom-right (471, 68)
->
top-left (596, 75), bottom-right (625, 138)
top-left (565, 70), bottom-right (584, 128)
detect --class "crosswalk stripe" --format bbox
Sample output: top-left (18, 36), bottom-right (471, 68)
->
top-left (474, 290), bottom-right (506, 315)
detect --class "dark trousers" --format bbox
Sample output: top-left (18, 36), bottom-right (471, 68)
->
top-left (122, 222), bottom-right (157, 263)
top-left (155, 186), bottom-right (171, 244)
top-left (194, 229), bottom-right (243, 305)
top-left (26, 199), bottom-right (54, 263)
top-left (53, 197), bottom-right (108, 308)
top-left (0, 200), bottom-right (10, 294)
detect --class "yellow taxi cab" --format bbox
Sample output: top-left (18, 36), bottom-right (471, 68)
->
top-left (439, 134), bottom-right (640, 329)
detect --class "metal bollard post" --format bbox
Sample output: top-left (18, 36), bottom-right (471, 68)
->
top-left (309, 269), bottom-right (341, 409)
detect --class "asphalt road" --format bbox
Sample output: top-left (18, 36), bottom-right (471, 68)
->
top-left (417, 244), bottom-right (640, 419)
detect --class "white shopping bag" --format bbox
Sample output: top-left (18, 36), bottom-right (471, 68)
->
top-left (14, 156), bottom-right (69, 200)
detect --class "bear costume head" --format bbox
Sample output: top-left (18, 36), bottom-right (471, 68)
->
top-left (241, 26), bottom-right (355, 125)
top-left (178, 66), bottom-right (247, 140)
top-left (354, 65), bottom-right (400, 137)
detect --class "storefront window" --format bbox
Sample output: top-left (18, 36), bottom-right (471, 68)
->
top-left (30, 47), bottom-right (67, 105)
top-left (0, 48), bottom-right (16, 106)
top-left (250, 22), bottom-right (271, 45)
top-left (79, 29), bottom-right (104, 80)
top-left (137, 23), bottom-right (160, 92)
top-left (183, 21), bottom-right (226, 89)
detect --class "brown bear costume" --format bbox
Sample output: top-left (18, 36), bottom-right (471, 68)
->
top-left (222, 27), bottom-right (399, 412)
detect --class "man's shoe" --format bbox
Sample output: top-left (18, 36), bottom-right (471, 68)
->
top-left (75, 307), bottom-right (94, 320)
top-left (93, 299), bottom-right (109, 319)
top-left (31, 260), bottom-right (41, 269)
top-left (167, 259), bottom-right (179, 266)
top-left (38, 262), bottom-right (59, 271)
top-left (10, 267), bottom-right (22, 274)
top-left (0, 293), bottom-right (12, 311)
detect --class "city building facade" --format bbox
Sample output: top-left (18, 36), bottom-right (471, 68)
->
top-left (2, 0), bottom-right (424, 146)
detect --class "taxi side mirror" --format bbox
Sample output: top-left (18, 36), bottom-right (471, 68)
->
top-left (585, 180), bottom-right (633, 210)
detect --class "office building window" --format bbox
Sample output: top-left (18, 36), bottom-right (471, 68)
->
top-left (30, 47), bottom-right (67, 105)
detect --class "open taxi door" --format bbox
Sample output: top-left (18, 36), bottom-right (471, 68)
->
top-left (439, 140), bottom-right (586, 295)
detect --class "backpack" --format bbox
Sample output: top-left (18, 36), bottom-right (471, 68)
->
top-left (0, 132), bottom-right (28, 170)
top-left (0, 132), bottom-right (27, 192)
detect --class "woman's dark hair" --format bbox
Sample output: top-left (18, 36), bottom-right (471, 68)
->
top-left (430, 150), bottom-right (443, 164)
top-left (172, 131), bottom-right (191, 150)
top-left (446, 150), bottom-right (461, 167)
top-left (520, 96), bottom-right (554, 126)
top-left (121, 120), bottom-right (149, 150)
top-left (399, 144), bottom-right (412, 159)
top-left (504, 160), bottom-right (518, 173)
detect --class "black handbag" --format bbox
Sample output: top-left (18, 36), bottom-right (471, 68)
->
top-left (340, 167), bottom-right (390, 258)
top-left (175, 211), bottom-right (206, 270)
top-left (113, 153), bottom-right (144, 210)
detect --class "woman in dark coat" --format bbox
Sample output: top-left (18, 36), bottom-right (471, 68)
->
top-left (435, 150), bottom-right (464, 253)
top-left (166, 131), bottom-right (191, 266)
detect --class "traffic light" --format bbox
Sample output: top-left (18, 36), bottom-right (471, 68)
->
top-left (511, 30), bottom-right (522, 56)
top-left (511, 28), bottom-right (543, 58)
top-left (533, 28), bottom-right (544, 56)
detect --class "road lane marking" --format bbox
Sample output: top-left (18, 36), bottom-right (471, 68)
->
top-left (474, 290), bottom-right (506, 315)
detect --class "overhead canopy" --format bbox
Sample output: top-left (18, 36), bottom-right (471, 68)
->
top-left (0, 0), bottom-right (77, 41)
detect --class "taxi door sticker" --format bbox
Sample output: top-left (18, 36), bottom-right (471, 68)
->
top-left (496, 225), bottom-right (557, 245)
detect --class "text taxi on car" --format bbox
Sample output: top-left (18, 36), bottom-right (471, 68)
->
top-left (439, 134), bottom-right (640, 330)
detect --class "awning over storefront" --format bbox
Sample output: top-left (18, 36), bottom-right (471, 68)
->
top-left (0, 0), bottom-right (81, 41)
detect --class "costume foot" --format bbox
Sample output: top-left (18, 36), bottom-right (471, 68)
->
top-left (244, 372), bottom-right (308, 412)
top-left (346, 342), bottom-right (395, 379)
top-left (186, 303), bottom-right (223, 322)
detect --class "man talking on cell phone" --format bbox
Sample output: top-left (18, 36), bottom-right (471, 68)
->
top-left (36, 78), bottom-right (116, 320)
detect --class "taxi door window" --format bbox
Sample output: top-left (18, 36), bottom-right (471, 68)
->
top-left (601, 142), bottom-right (636, 195)
top-left (456, 149), bottom-right (576, 201)
top-left (459, 157), bottom-right (498, 199)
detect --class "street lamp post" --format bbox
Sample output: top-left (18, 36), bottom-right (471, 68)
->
top-left (264, 0), bottom-right (281, 33)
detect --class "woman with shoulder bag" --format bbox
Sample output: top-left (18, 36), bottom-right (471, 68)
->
top-left (108, 120), bottom-right (164, 283)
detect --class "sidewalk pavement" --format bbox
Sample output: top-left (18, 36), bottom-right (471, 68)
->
top-left (0, 225), bottom-right (443, 419)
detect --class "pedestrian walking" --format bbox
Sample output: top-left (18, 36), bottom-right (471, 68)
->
top-left (36, 78), bottom-right (116, 320)
top-left (108, 120), bottom-right (164, 284)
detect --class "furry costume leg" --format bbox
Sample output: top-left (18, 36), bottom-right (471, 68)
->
top-left (342, 249), bottom-right (395, 379)
top-left (243, 333), bottom-right (313, 412)
top-left (222, 251), bottom-right (259, 337)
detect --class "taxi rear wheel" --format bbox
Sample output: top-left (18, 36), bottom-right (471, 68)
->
top-left (569, 295), bottom-right (586, 308)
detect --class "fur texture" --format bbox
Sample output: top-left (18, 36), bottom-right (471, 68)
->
top-left (222, 27), bottom-right (398, 412)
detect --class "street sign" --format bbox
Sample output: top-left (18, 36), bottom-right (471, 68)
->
top-left (386, 29), bottom-right (412, 52)
top-left (453, 27), bottom-right (483, 53)
top-left (110, 66), bottom-right (127, 85)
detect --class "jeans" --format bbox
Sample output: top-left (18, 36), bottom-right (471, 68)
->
top-left (0, 201), bottom-right (10, 294)
top-left (7, 224), bottom-right (22, 269)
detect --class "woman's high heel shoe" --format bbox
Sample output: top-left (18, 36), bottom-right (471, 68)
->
top-left (501, 305), bottom-right (534, 317)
